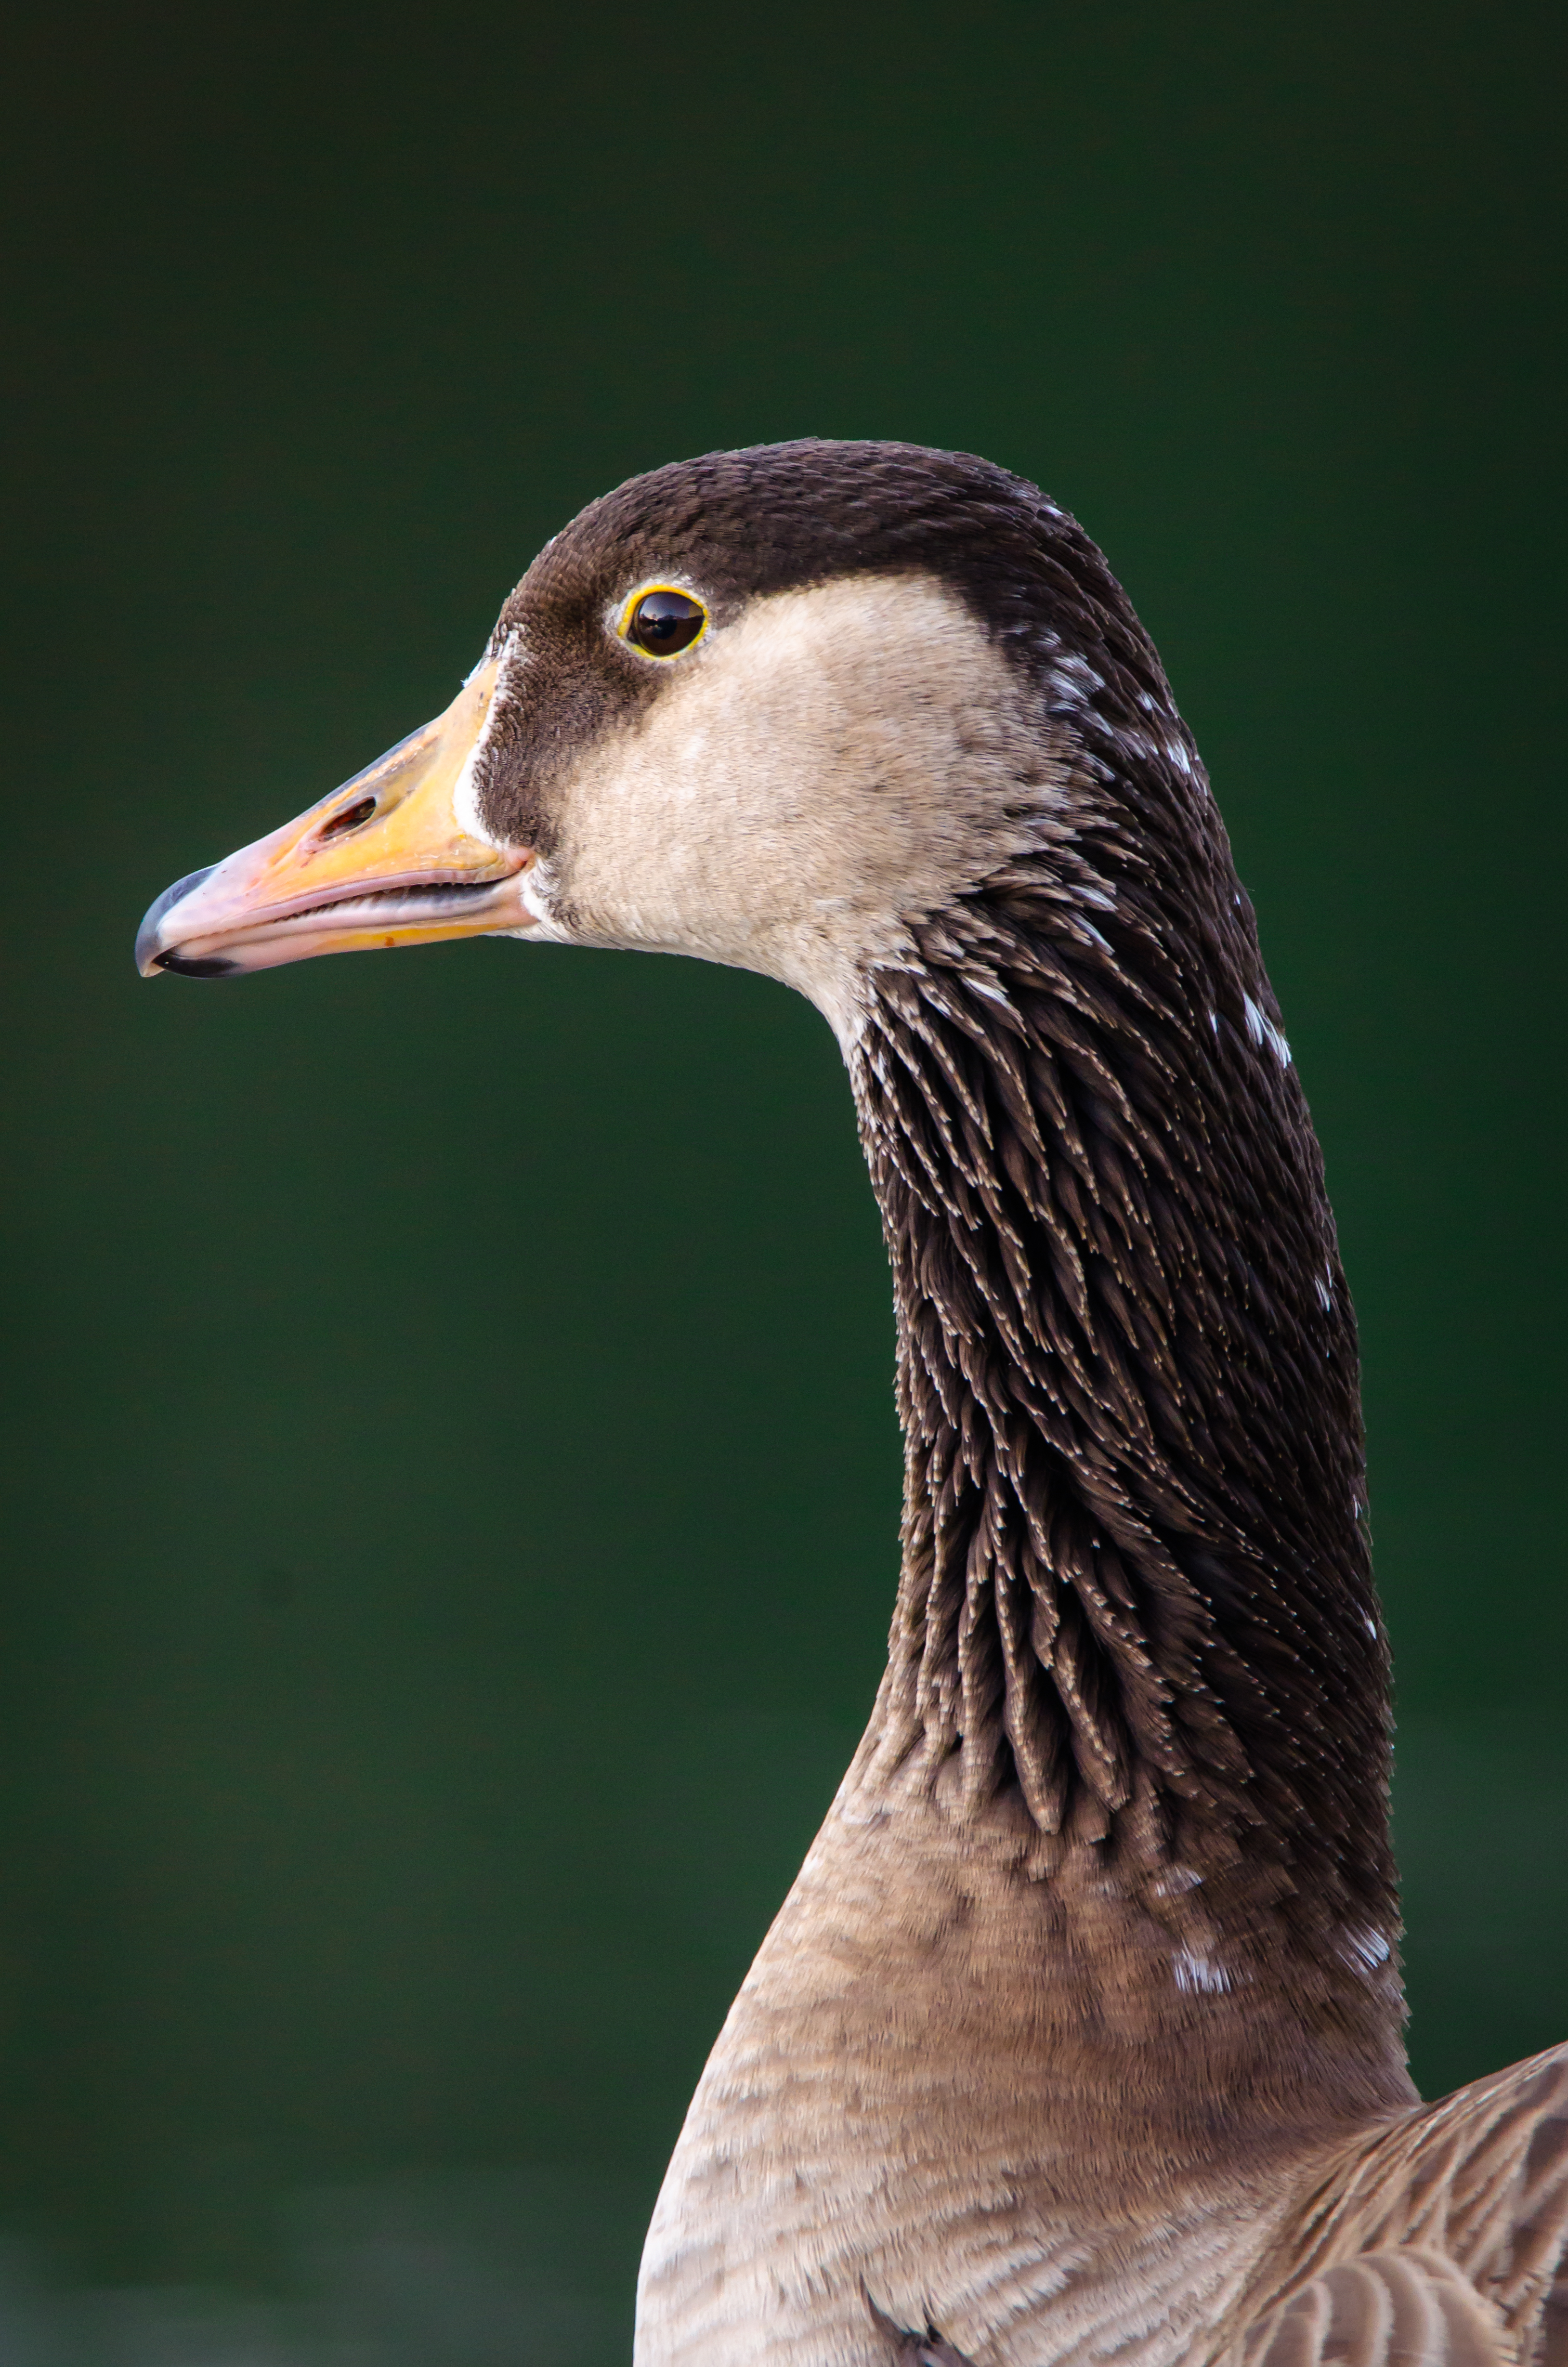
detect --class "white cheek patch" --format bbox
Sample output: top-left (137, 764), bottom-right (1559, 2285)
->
top-left (541, 573), bottom-right (1068, 1044)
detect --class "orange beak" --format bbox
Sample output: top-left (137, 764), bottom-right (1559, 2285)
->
top-left (136, 659), bottom-right (534, 977)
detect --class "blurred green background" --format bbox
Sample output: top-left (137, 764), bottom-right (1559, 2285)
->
top-left (1, 1), bottom-right (1563, 2355)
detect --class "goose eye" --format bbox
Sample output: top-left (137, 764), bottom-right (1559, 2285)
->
top-left (623, 587), bottom-right (708, 658)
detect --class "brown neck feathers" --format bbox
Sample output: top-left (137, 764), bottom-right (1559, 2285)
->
top-left (849, 807), bottom-right (1399, 1989)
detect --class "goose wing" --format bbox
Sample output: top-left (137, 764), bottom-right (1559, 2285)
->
top-left (1244, 2045), bottom-right (1568, 2367)
top-left (1238, 2250), bottom-right (1513, 2367)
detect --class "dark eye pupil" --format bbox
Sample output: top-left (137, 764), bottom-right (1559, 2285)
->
top-left (629, 589), bottom-right (705, 654)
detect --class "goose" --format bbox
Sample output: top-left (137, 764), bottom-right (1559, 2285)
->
top-left (136, 440), bottom-right (1567, 2367)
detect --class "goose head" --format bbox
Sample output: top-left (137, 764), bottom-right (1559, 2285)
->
top-left (135, 440), bottom-right (1181, 1048)
top-left (137, 440), bottom-right (1392, 1958)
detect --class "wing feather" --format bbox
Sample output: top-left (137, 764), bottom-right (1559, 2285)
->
top-left (1240, 2250), bottom-right (1508, 2367)
top-left (1249, 2046), bottom-right (1568, 2367)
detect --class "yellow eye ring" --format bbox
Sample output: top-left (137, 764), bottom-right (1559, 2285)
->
top-left (618, 584), bottom-right (709, 659)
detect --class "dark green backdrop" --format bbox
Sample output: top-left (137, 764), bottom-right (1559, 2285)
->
top-left (2, 3), bottom-right (1563, 2356)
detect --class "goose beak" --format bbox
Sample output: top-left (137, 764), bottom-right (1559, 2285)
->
top-left (136, 658), bottom-right (534, 977)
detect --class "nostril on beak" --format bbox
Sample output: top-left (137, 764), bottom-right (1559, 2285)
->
top-left (319, 795), bottom-right (378, 841)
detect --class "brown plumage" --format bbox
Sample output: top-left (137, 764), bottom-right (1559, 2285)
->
top-left (136, 440), bottom-right (1566, 2367)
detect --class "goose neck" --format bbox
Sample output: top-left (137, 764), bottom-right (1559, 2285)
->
top-left (844, 892), bottom-right (1402, 2036)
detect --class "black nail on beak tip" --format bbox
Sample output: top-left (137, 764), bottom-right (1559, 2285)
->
top-left (135, 863), bottom-right (217, 976)
top-left (153, 950), bottom-right (243, 978)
